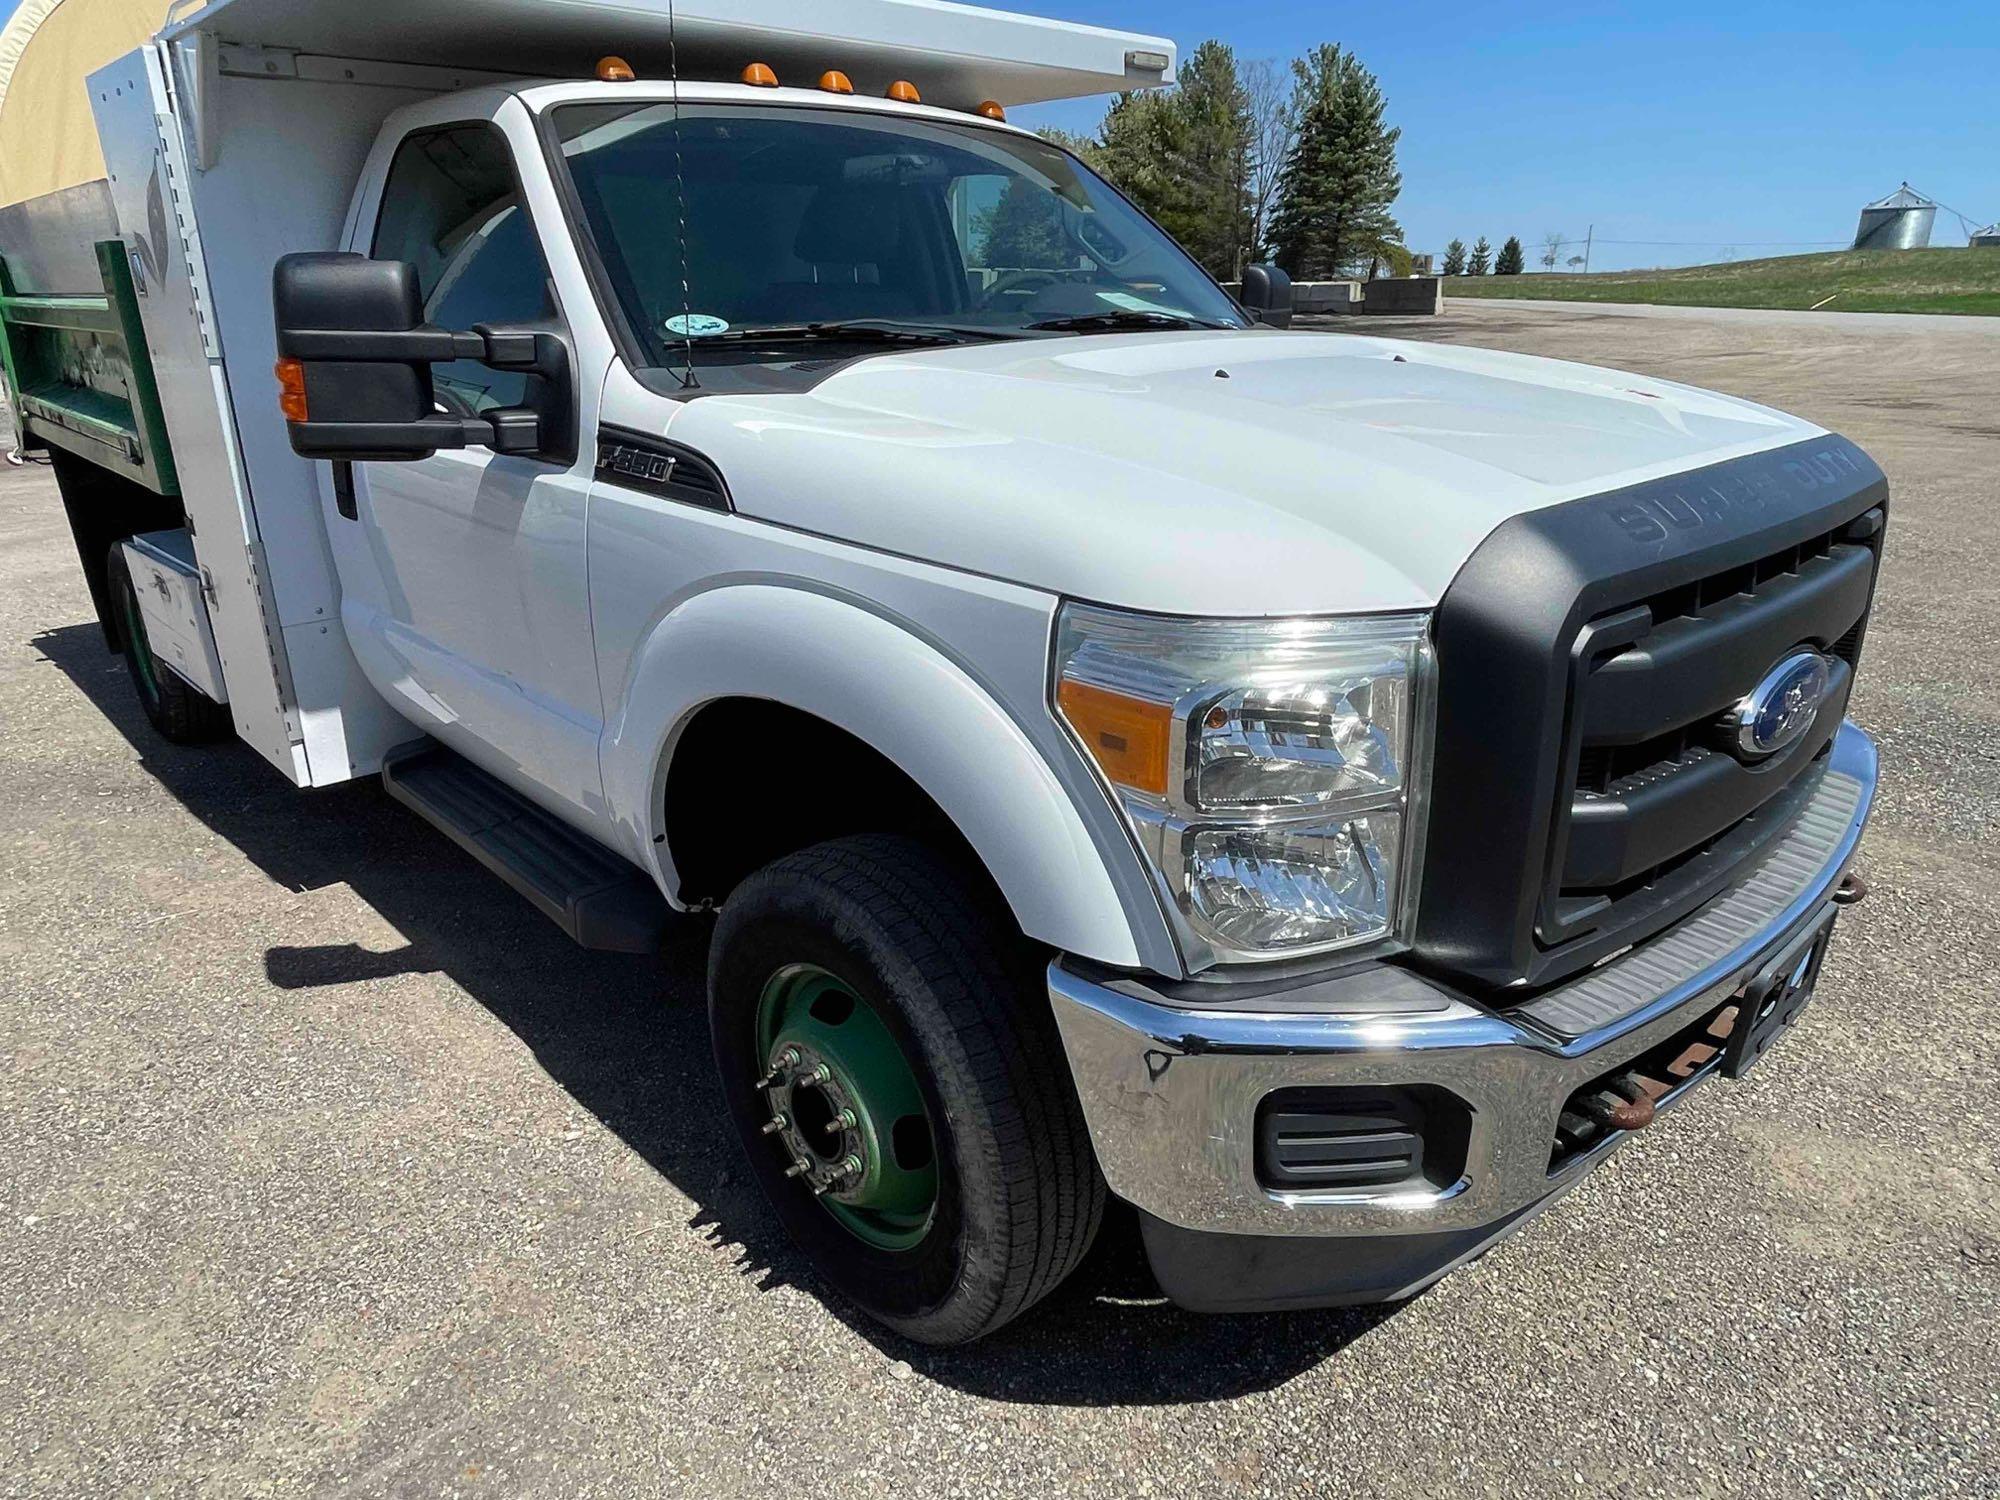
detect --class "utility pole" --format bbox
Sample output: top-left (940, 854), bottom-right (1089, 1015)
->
top-left (1584, 224), bottom-right (1594, 275)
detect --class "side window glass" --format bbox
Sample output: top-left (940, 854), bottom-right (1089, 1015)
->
top-left (372, 124), bottom-right (555, 414)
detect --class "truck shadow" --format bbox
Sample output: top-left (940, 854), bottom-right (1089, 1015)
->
top-left (35, 622), bottom-right (1399, 1405)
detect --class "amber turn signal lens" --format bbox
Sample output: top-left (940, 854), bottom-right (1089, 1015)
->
top-left (886, 79), bottom-right (921, 103)
top-left (274, 357), bottom-right (308, 423)
top-left (976, 99), bottom-right (1006, 120)
top-left (595, 55), bottom-right (636, 82)
top-left (741, 61), bottom-right (779, 86)
top-left (1057, 679), bottom-right (1172, 797)
top-left (818, 70), bottom-right (854, 94)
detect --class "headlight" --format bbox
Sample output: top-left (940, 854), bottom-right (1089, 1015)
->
top-left (1054, 604), bottom-right (1431, 964)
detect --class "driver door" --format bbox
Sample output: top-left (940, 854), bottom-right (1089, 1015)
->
top-left (328, 118), bottom-right (603, 821)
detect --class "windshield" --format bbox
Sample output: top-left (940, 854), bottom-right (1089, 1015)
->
top-left (550, 101), bottom-right (1247, 367)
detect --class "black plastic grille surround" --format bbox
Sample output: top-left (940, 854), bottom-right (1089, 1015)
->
top-left (1415, 434), bottom-right (1887, 992)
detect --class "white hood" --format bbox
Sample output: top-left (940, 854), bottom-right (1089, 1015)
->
top-left (664, 329), bottom-right (1823, 616)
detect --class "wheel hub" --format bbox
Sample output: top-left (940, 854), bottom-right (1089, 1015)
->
top-left (753, 965), bottom-right (938, 1250)
top-left (757, 1041), bottom-right (869, 1201)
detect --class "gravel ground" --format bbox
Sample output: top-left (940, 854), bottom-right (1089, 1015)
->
top-left (3, 303), bottom-right (1996, 1498)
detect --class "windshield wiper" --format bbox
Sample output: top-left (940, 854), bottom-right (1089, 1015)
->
top-left (689, 320), bottom-right (1012, 348)
top-left (1026, 310), bottom-right (1231, 334)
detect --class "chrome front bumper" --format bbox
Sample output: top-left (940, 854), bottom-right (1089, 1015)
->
top-left (1049, 721), bottom-right (1878, 1242)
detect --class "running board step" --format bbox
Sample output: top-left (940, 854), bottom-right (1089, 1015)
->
top-left (382, 743), bottom-right (668, 953)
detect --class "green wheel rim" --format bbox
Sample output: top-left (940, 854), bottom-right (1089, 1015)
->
top-left (116, 570), bottom-right (160, 702)
top-left (755, 964), bottom-right (938, 1251)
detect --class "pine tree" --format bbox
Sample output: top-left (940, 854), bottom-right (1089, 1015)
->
top-left (1495, 235), bottom-right (1525, 276)
top-left (1036, 126), bottom-right (1103, 171)
top-left (1267, 44), bottom-right (1403, 279)
top-left (1091, 43), bottom-right (1255, 279)
top-left (976, 178), bottom-right (1071, 267)
top-left (1469, 236), bottom-right (1492, 276)
top-left (1169, 42), bottom-right (1257, 277)
top-left (1441, 238), bottom-right (1467, 276)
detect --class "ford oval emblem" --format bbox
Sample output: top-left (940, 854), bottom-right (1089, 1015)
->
top-left (1731, 650), bottom-right (1831, 760)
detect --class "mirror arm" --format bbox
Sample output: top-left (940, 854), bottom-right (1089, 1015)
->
top-left (278, 325), bottom-right (486, 363)
top-left (288, 408), bottom-right (539, 459)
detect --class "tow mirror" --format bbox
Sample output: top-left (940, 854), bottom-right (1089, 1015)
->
top-left (271, 252), bottom-right (571, 463)
top-left (1239, 263), bottom-right (1294, 329)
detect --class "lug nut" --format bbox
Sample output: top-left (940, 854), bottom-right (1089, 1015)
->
top-left (754, 1047), bottom-right (806, 1090)
top-left (822, 1108), bottom-right (857, 1136)
top-left (782, 1160), bottom-right (811, 1179)
top-left (835, 1154), bottom-right (864, 1180)
top-left (759, 1114), bottom-right (789, 1136)
top-left (799, 1063), bottom-right (832, 1086)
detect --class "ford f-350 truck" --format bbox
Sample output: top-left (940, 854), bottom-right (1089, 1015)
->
top-left (0, 0), bottom-right (1879, 1344)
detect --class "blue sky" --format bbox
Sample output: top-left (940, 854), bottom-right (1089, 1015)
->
top-left (1017, 1), bottom-right (1999, 270)
top-left (4, 0), bottom-right (1990, 270)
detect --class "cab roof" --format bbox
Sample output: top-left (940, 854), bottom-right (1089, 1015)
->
top-left (514, 77), bottom-right (1038, 136)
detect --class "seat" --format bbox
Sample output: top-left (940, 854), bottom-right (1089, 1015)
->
top-left (749, 183), bottom-right (922, 322)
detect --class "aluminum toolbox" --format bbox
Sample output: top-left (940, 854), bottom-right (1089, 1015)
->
top-left (122, 528), bottom-right (228, 702)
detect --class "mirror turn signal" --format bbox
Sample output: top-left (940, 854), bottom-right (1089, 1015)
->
top-left (274, 357), bottom-right (309, 423)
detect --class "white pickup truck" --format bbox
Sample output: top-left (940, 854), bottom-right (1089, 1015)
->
top-left (1, 0), bottom-right (1880, 1344)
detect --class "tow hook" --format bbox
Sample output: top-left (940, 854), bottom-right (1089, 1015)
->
top-left (1833, 870), bottom-right (1869, 907)
top-left (1579, 1073), bottom-right (1657, 1133)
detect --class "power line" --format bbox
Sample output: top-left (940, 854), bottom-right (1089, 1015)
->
top-left (1902, 183), bottom-right (1988, 240)
top-left (1543, 237), bottom-right (1847, 248)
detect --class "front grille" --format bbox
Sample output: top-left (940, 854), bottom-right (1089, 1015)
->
top-left (1416, 434), bottom-right (1887, 991)
top-left (1571, 526), bottom-right (1869, 800)
top-left (1544, 515), bottom-right (1879, 953)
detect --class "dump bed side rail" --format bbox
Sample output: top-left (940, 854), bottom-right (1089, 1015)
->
top-left (0, 239), bottom-right (178, 494)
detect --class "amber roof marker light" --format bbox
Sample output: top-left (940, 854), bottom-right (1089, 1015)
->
top-left (818, 70), bottom-right (854, 94)
top-left (595, 55), bottom-right (637, 82)
top-left (975, 100), bottom-right (1006, 121)
top-left (742, 61), bottom-right (779, 86)
top-left (886, 80), bottom-right (921, 103)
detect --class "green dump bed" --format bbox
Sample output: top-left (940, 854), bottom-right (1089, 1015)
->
top-left (0, 179), bottom-right (177, 495)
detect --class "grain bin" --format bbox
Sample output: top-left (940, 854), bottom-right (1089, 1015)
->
top-left (1973, 223), bottom-right (2000, 249)
top-left (1852, 183), bottom-right (1936, 250)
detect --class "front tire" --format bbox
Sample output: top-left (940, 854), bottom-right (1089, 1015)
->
top-left (709, 835), bottom-right (1104, 1345)
top-left (106, 542), bottom-right (231, 745)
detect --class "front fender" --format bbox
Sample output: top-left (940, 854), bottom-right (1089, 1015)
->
top-left (600, 582), bottom-right (1153, 970)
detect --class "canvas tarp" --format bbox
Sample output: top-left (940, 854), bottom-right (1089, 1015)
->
top-left (0, 0), bottom-right (179, 207)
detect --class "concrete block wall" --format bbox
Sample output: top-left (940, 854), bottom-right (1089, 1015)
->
top-left (1219, 277), bottom-right (1442, 317)
top-left (1295, 281), bottom-right (1363, 313)
top-left (1359, 277), bottom-right (1444, 315)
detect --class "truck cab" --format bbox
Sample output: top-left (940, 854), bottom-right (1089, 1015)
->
top-left (0, 0), bottom-right (1881, 1345)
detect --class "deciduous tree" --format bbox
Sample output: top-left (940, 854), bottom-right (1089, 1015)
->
top-left (1242, 57), bottom-right (1297, 265)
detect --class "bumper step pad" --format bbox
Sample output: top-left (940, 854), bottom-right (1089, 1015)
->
top-left (1512, 759), bottom-right (1866, 1042)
